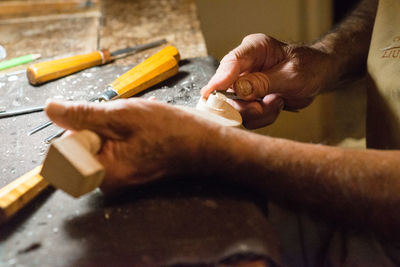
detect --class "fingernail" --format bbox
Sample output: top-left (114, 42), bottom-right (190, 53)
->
top-left (234, 79), bottom-right (253, 97)
top-left (200, 86), bottom-right (211, 99)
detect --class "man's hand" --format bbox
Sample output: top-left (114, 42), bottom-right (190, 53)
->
top-left (45, 99), bottom-right (211, 193)
top-left (201, 33), bottom-right (335, 129)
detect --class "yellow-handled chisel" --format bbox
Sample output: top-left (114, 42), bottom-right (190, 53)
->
top-left (28, 45), bottom-right (180, 139)
top-left (27, 39), bottom-right (167, 85)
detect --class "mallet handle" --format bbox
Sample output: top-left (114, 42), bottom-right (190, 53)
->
top-left (0, 166), bottom-right (48, 224)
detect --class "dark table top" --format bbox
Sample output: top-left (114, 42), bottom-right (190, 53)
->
top-left (0, 57), bottom-right (280, 266)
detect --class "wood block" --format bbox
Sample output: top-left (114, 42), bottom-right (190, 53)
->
top-left (193, 92), bottom-right (242, 127)
top-left (40, 130), bottom-right (104, 198)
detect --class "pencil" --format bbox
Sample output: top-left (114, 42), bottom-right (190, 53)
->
top-left (0, 54), bottom-right (41, 71)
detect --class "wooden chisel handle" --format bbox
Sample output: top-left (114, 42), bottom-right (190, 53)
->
top-left (0, 166), bottom-right (49, 224)
top-left (26, 49), bottom-right (112, 85)
top-left (104, 45), bottom-right (180, 100)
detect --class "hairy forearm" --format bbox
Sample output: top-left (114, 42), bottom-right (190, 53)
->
top-left (312, 0), bottom-right (378, 87)
top-left (199, 125), bottom-right (400, 241)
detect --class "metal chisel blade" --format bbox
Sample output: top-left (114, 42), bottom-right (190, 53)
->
top-left (0, 105), bottom-right (44, 119)
top-left (111, 39), bottom-right (167, 58)
top-left (217, 90), bottom-right (299, 112)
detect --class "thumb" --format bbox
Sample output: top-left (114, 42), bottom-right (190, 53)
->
top-left (45, 100), bottom-right (125, 140)
top-left (233, 62), bottom-right (293, 101)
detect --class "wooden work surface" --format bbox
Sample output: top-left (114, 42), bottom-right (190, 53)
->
top-left (0, 1), bottom-right (280, 265)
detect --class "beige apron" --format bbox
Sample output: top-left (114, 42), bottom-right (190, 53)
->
top-left (367, 0), bottom-right (400, 149)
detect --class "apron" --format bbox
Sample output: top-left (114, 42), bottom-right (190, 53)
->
top-left (367, 0), bottom-right (400, 149)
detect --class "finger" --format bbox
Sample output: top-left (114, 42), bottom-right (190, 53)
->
top-left (227, 94), bottom-right (284, 129)
top-left (45, 100), bottom-right (127, 139)
top-left (283, 96), bottom-right (314, 110)
top-left (233, 58), bottom-right (299, 101)
top-left (200, 34), bottom-right (271, 98)
top-left (200, 52), bottom-right (240, 98)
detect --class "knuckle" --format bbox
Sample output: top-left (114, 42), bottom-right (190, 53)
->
top-left (105, 101), bottom-right (135, 136)
top-left (233, 34), bottom-right (269, 60)
top-left (233, 42), bottom-right (257, 60)
top-left (243, 33), bottom-right (268, 44)
top-left (284, 45), bottom-right (311, 72)
top-left (221, 50), bottom-right (237, 63)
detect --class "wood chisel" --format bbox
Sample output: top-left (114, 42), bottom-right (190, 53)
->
top-left (27, 39), bottom-right (167, 85)
top-left (0, 105), bottom-right (45, 119)
top-left (28, 45), bottom-right (180, 140)
top-left (1, 45), bottom-right (180, 225)
top-left (218, 91), bottom-right (299, 112)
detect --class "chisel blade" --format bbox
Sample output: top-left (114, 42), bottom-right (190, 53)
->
top-left (111, 39), bottom-right (167, 59)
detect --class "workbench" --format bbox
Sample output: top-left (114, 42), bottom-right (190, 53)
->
top-left (0, 0), bottom-right (280, 265)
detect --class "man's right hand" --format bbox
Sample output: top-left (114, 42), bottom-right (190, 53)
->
top-left (201, 33), bottom-right (335, 129)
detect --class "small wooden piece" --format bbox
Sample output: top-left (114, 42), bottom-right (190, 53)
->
top-left (194, 92), bottom-right (242, 127)
top-left (234, 78), bottom-right (253, 97)
top-left (0, 166), bottom-right (48, 224)
top-left (40, 130), bottom-right (104, 198)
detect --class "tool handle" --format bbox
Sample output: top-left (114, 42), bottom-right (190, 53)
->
top-left (0, 130), bottom-right (102, 223)
top-left (0, 166), bottom-right (49, 224)
top-left (109, 45), bottom-right (180, 98)
top-left (68, 129), bottom-right (102, 154)
top-left (27, 49), bottom-right (112, 85)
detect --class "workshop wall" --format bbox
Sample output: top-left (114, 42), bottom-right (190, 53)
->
top-left (196, 0), bottom-right (366, 147)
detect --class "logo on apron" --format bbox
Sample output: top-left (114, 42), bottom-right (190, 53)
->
top-left (381, 36), bottom-right (400, 58)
